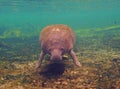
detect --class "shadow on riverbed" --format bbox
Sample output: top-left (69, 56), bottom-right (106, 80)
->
top-left (39, 61), bottom-right (65, 78)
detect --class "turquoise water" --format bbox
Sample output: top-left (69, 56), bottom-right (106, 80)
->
top-left (0, 0), bottom-right (120, 60)
top-left (0, 0), bottom-right (120, 30)
top-left (0, 0), bottom-right (120, 52)
top-left (0, 0), bottom-right (120, 57)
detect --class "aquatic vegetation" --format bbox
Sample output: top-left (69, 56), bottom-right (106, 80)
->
top-left (0, 25), bottom-right (120, 89)
top-left (0, 24), bottom-right (40, 39)
top-left (75, 25), bottom-right (120, 52)
top-left (0, 55), bottom-right (120, 89)
top-left (104, 24), bottom-right (120, 31)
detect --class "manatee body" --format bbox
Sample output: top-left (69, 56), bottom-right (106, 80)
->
top-left (36, 24), bottom-right (81, 68)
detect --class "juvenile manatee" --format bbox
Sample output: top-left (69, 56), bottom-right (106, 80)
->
top-left (36, 24), bottom-right (81, 68)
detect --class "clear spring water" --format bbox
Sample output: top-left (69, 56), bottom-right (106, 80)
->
top-left (0, 0), bottom-right (120, 30)
top-left (0, 0), bottom-right (120, 59)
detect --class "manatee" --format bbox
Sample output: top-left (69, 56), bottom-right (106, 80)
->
top-left (36, 24), bottom-right (81, 68)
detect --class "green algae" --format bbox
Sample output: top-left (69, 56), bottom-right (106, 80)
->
top-left (0, 25), bottom-right (120, 89)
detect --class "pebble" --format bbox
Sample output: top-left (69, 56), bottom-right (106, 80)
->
top-left (1, 77), bottom-right (4, 81)
top-left (62, 81), bottom-right (68, 85)
top-left (33, 80), bottom-right (36, 83)
top-left (54, 81), bottom-right (61, 85)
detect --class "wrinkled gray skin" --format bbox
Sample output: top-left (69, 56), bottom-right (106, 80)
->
top-left (36, 24), bottom-right (81, 69)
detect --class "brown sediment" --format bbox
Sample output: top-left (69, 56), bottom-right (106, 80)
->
top-left (0, 49), bottom-right (120, 89)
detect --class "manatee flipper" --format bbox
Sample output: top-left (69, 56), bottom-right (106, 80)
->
top-left (36, 51), bottom-right (45, 69)
top-left (69, 50), bottom-right (82, 67)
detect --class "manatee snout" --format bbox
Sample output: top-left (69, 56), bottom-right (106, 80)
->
top-left (50, 49), bottom-right (62, 61)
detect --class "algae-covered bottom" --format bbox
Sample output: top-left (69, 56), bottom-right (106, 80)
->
top-left (0, 25), bottom-right (120, 89)
top-left (0, 49), bottom-right (120, 89)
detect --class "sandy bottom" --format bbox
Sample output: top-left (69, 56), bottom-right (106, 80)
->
top-left (0, 49), bottom-right (120, 89)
